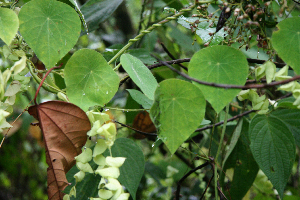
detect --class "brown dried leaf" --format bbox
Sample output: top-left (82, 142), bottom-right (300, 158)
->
top-left (28, 101), bottom-right (91, 200)
top-left (132, 111), bottom-right (156, 139)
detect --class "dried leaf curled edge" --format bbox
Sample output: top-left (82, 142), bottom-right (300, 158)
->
top-left (28, 101), bottom-right (91, 200)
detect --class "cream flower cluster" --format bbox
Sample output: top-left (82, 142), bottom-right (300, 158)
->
top-left (0, 56), bottom-right (26, 133)
top-left (238, 62), bottom-right (300, 113)
top-left (64, 111), bottom-right (129, 200)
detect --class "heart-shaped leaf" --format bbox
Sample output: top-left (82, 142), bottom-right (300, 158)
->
top-left (0, 8), bottom-right (19, 45)
top-left (272, 17), bottom-right (300, 74)
top-left (121, 54), bottom-right (158, 100)
top-left (249, 114), bottom-right (295, 198)
top-left (188, 46), bottom-right (248, 113)
top-left (150, 79), bottom-right (206, 154)
top-left (19, 0), bottom-right (81, 68)
top-left (64, 49), bottom-right (119, 111)
top-left (28, 101), bottom-right (91, 200)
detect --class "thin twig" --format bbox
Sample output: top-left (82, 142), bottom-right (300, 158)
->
top-left (160, 43), bottom-right (188, 71)
top-left (195, 110), bottom-right (255, 132)
top-left (161, 61), bottom-right (300, 89)
top-left (175, 162), bottom-right (210, 200)
top-left (113, 120), bottom-right (157, 137)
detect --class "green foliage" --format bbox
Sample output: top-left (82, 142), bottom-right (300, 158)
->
top-left (64, 49), bottom-right (119, 111)
top-left (121, 54), bottom-right (158, 100)
top-left (1, 0), bottom-right (300, 199)
top-left (189, 46), bottom-right (248, 113)
top-left (272, 17), bottom-right (300, 74)
top-left (249, 114), bottom-right (296, 198)
top-left (0, 8), bottom-right (19, 45)
top-left (109, 138), bottom-right (145, 200)
top-left (18, 0), bottom-right (81, 68)
top-left (150, 79), bottom-right (206, 154)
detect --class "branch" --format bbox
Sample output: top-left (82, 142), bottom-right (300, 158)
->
top-left (161, 61), bottom-right (300, 89)
top-left (195, 110), bottom-right (255, 132)
top-left (160, 43), bottom-right (188, 71)
top-left (113, 120), bottom-right (157, 137)
top-left (175, 162), bottom-right (210, 200)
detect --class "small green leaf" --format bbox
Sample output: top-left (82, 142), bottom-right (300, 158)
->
top-left (223, 119), bottom-right (243, 167)
top-left (150, 79), bottom-right (206, 154)
top-left (127, 89), bottom-right (153, 109)
top-left (109, 138), bottom-right (145, 200)
top-left (249, 114), bottom-right (296, 198)
top-left (272, 17), bottom-right (300, 74)
top-left (121, 54), bottom-right (158, 100)
top-left (0, 8), bottom-right (19, 45)
top-left (189, 46), bottom-right (248, 113)
top-left (64, 49), bottom-right (119, 111)
top-left (19, 0), bottom-right (81, 68)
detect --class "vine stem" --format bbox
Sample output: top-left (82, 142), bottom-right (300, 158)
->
top-left (107, 4), bottom-right (196, 65)
top-left (214, 104), bottom-right (229, 200)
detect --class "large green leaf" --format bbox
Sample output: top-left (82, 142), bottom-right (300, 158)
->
top-left (121, 54), bottom-right (158, 100)
top-left (249, 114), bottom-right (296, 198)
top-left (150, 79), bottom-right (206, 154)
top-left (270, 109), bottom-right (300, 147)
top-left (19, 0), bottom-right (81, 68)
top-left (81, 0), bottom-right (123, 32)
top-left (0, 8), bottom-right (19, 45)
top-left (272, 17), bottom-right (300, 74)
top-left (188, 46), bottom-right (248, 113)
top-left (222, 133), bottom-right (259, 199)
top-left (64, 49), bottom-right (119, 111)
top-left (109, 138), bottom-right (145, 200)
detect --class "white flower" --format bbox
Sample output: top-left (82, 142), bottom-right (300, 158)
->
top-left (76, 162), bottom-right (93, 173)
top-left (74, 171), bottom-right (85, 182)
top-left (75, 148), bottom-right (93, 163)
top-left (106, 157), bottom-right (126, 168)
top-left (95, 167), bottom-right (120, 179)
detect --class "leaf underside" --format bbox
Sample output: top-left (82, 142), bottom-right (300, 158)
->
top-left (28, 101), bottom-right (91, 200)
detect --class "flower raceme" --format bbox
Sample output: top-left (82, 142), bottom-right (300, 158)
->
top-left (64, 111), bottom-right (129, 200)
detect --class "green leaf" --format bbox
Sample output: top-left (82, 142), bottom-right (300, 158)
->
top-left (127, 89), bottom-right (153, 109)
top-left (222, 132), bottom-right (259, 200)
top-left (249, 114), bottom-right (296, 198)
top-left (81, 0), bottom-right (123, 32)
top-left (0, 8), bottom-right (19, 45)
top-left (223, 119), bottom-right (243, 167)
top-left (188, 46), bottom-right (248, 113)
top-left (270, 109), bottom-right (300, 147)
top-left (150, 79), bottom-right (206, 154)
top-left (127, 49), bottom-right (156, 65)
top-left (272, 17), bottom-right (300, 74)
top-left (276, 97), bottom-right (298, 109)
top-left (109, 138), bottom-right (145, 200)
top-left (19, 0), bottom-right (81, 68)
top-left (64, 49), bottom-right (119, 111)
top-left (120, 54), bottom-right (158, 100)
